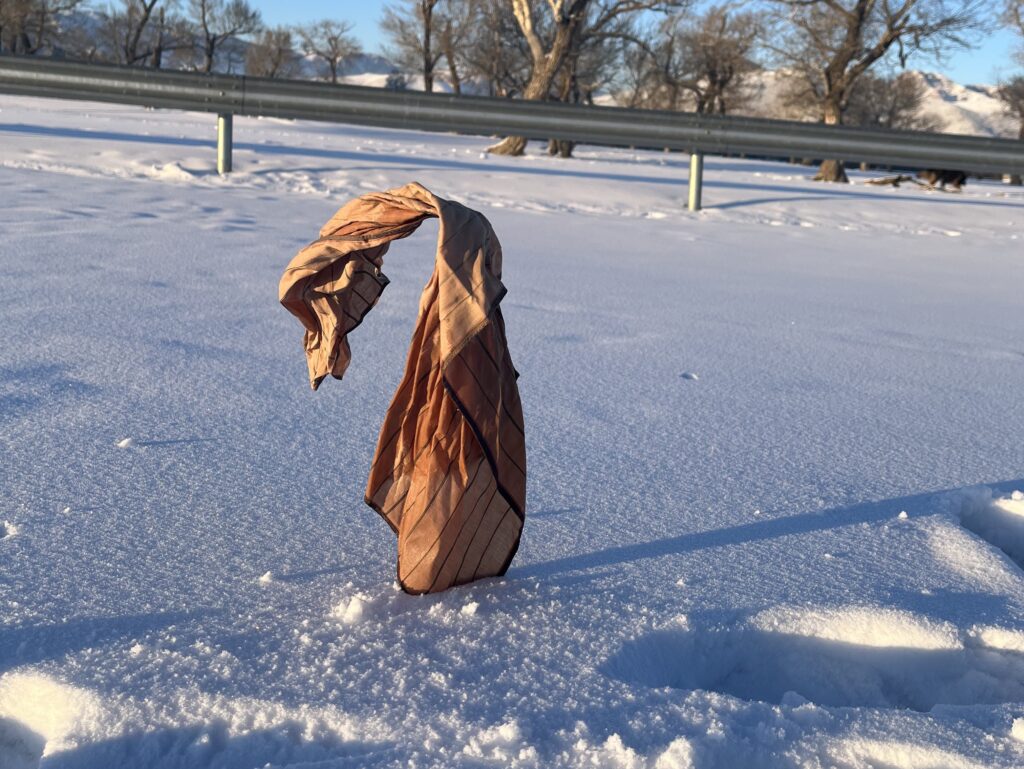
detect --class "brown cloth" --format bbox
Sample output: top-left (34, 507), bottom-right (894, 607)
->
top-left (279, 182), bottom-right (526, 594)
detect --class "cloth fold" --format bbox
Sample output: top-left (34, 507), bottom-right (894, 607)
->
top-left (279, 182), bottom-right (526, 594)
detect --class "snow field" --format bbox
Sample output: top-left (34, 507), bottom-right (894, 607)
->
top-left (1, 94), bottom-right (1024, 767)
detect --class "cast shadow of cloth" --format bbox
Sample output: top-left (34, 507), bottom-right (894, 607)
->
top-left (0, 609), bottom-right (218, 675)
top-left (38, 724), bottom-right (402, 769)
top-left (515, 479), bottom-right (1024, 582)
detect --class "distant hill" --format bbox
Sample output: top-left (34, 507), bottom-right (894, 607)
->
top-left (911, 71), bottom-right (1016, 138)
top-left (742, 69), bottom-right (1017, 139)
top-left (340, 58), bottom-right (1018, 139)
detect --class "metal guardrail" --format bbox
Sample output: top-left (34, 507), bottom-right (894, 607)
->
top-left (2, 55), bottom-right (1023, 210)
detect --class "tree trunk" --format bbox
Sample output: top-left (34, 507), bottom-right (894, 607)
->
top-left (487, 21), bottom-right (576, 156)
top-left (203, 39), bottom-right (216, 73)
top-left (814, 100), bottom-right (849, 183)
top-left (1012, 125), bottom-right (1024, 186)
top-left (422, 0), bottom-right (434, 93)
top-left (445, 45), bottom-right (460, 94)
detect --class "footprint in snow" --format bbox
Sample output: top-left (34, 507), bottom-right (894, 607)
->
top-left (680, 372), bottom-right (699, 381)
top-left (604, 605), bottom-right (1024, 711)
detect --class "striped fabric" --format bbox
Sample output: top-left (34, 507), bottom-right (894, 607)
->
top-left (279, 183), bottom-right (526, 594)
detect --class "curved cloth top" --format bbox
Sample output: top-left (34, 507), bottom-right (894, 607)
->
top-left (279, 182), bottom-right (526, 594)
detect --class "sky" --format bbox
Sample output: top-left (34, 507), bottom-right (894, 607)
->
top-left (257, 1), bottom-right (1020, 86)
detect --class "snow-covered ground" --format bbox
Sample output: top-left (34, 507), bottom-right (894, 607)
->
top-left (1, 95), bottom-right (1024, 769)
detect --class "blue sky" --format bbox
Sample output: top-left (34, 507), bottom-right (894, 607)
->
top-left (260, 1), bottom-right (1020, 85)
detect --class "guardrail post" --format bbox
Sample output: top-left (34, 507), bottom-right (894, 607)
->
top-left (688, 151), bottom-right (703, 212)
top-left (217, 113), bottom-right (233, 174)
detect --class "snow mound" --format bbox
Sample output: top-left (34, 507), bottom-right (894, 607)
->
top-left (752, 606), bottom-right (961, 650)
top-left (826, 739), bottom-right (990, 769)
top-left (331, 593), bottom-right (370, 625)
top-left (927, 521), bottom-right (1024, 594)
top-left (654, 738), bottom-right (696, 769)
top-left (604, 606), bottom-right (1024, 711)
top-left (462, 720), bottom-right (538, 765)
top-left (567, 733), bottom-right (644, 769)
top-left (150, 162), bottom-right (195, 182)
top-left (971, 625), bottom-right (1024, 653)
top-left (1, 521), bottom-right (17, 540)
top-left (949, 489), bottom-right (1024, 567)
top-left (0, 672), bottom-right (394, 768)
top-left (0, 673), bottom-right (104, 757)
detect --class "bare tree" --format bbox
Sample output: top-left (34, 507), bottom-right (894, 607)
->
top-left (148, 5), bottom-right (193, 67)
top-left (460, 0), bottom-right (532, 97)
top-left (245, 25), bottom-right (298, 78)
top-left (488, 0), bottom-right (688, 156)
top-left (297, 19), bottom-right (361, 83)
top-left (769, 0), bottom-right (986, 183)
top-left (1007, 0), bottom-right (1023, 60)
top-left (0, 0), bottom-right (83, 54)
top-left (101, 0), bottom-right (189, 65)
top-left (435, 0), bottom-right (478, 94)
top-left (626, 5), bottom-right (760, 114)
top-left (187, 0), bottom-right (260, 73)
top-left (381, 0), bottom-right (443, 92)
top-left (1000, 3), bottom-right (1024, 183)
top-left (843, 70), bottom-right (939, 129)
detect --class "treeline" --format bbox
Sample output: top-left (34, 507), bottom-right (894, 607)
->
top-left (0, 0), bottom-right (359, 78)
top-left (2, 0), bottom-right (1023, 183)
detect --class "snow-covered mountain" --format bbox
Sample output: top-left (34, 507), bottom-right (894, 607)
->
top-left (912, 71), bottom-right (1018, 138)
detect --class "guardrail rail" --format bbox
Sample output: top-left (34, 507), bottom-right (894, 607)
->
top-left (2, 55), bottom-right (1023, 210)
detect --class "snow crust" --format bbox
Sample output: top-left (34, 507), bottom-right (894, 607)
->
top-left (1, 95), bottom-right (1024, 768)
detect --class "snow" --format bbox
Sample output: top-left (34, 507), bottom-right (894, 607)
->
top-left (1, 94), bottom-right (1024, 768)
top-left (949, 489), bottom-right (1024, 567)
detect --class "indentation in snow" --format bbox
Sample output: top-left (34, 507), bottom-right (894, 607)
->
top-left (949, 488), bottom-right (1024, 568)
top-left (604, 606), bottom-right (1024, 711)
top-left (0, 716), bottom-right (44, 769)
